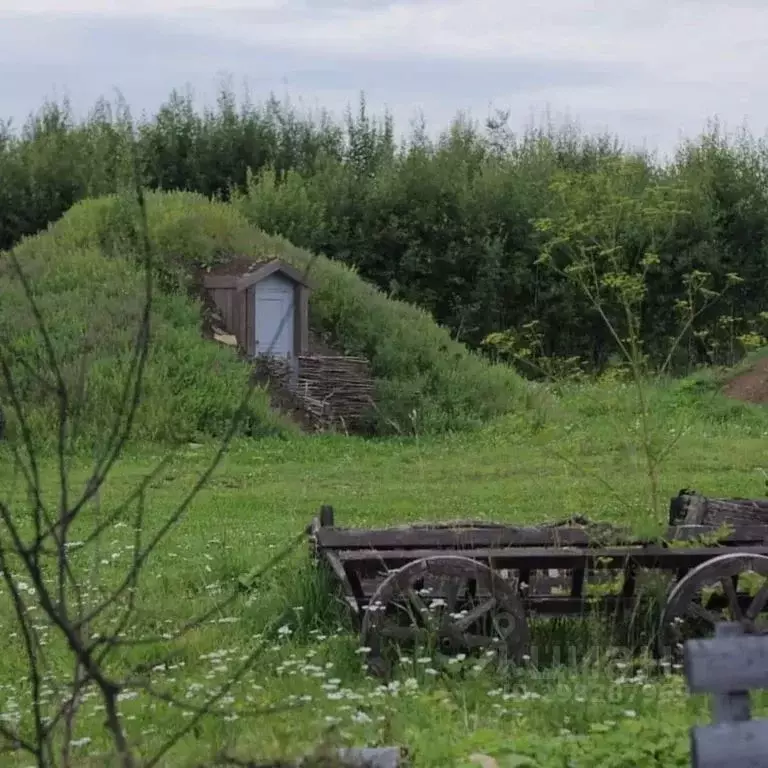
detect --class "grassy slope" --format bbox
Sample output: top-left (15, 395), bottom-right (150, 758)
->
top-left (0, 208), bottom-right (289, 448)
top-left (50, 190), bottom-right (526, 436)
top-left (1, 189), bottom-right (523, 449)
top-left (1, 379), bottom-right (768, 766)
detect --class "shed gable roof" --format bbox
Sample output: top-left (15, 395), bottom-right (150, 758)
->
top-left (201, 258), bottom-right (312, 291)
top-left (236, 260), bottom-right (311, 291)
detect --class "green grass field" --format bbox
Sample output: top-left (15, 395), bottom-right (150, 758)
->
top-left (1, 377), bottom-right (768, 767)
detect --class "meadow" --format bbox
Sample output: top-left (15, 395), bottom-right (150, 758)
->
top-left (4, 88), bottom-right (768, 767)
top-left (2, 376), bottom-right (768, 767)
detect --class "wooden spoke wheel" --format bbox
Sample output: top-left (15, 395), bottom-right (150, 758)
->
top-left (657, 552), bottom-right (768, 662)
top-left (360, 556), bottom-right (529, 677)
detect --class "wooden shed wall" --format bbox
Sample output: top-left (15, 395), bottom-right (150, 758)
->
top-left (204, 268), bottom-right (309, 358)
top-left (295, 284), bottom-right (309, 356)
top-left (244, 285), bottom-right (254, 357)
top-left (208, 287), bottom-right (244, 348)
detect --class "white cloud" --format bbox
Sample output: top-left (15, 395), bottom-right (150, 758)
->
top-left (188, 0), bottom-right (765, 79)
top-left (0, 0), bottom-right (284, 13)
top-left (1, 0), bottom-right (767, 155)
top-left (7, 0), bottom-right (763, 79)
top-left (163, 0), bottom-right (768, 143)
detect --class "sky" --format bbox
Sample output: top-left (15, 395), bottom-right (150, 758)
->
top-left (1, 0), bottom-right (766, 159)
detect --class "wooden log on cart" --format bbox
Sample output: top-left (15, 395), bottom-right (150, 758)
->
top-left (669, 490), bottom-right (768, 527)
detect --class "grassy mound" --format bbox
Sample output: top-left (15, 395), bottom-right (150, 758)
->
top-left (48, 190), bottom-right (525, 435)
top-left (0, 214), bottom-right (290, 450)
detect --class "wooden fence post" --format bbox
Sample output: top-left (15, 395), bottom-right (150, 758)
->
top-left (684, 621), bottom-right (768, 767)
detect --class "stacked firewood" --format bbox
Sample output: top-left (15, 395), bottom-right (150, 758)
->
top-left (253, 355), bottom-right (293, 389)
top-left (294, 356), bottom-right (375, 432)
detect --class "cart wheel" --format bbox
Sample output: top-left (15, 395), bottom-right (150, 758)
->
top-left (360, 555), bottom-right (529, 678)
top-left (657, 552), bottom-right (768, 663)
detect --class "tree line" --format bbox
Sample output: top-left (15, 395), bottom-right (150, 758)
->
top-left (3, 87), bottom-right (768, 373)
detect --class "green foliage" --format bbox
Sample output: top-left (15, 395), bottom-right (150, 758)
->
top-left (0, 219), bottom-right (289, 451)
top-left (527, 154), bottom-right (755, 523)
top-left (5, 91), bottom-right (768, 374)
top-left (235, 117), bottom-right (768, 374)
top-left (482, 321), bottom-right (586, 382)
top-left (21, 191), bottom-right (523, 438)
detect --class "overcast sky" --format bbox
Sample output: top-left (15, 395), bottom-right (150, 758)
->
top-left (1, 0), bottom-right (766, 159)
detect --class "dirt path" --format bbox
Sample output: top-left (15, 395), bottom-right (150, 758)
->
top-left (722, 356), bottom-right (768, 404)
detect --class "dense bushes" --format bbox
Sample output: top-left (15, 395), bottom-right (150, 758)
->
top-left (0, 92), bottom-right (340, 252)
top-left (3, 90), bottom-right (768, 374)
top-left (12, 191), bottom-right (523, 439)
top-left (236, 127), bottom-right (768, 372)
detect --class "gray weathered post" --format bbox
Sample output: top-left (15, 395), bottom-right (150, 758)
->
top-left (684, 621), bottom-right (768, 767)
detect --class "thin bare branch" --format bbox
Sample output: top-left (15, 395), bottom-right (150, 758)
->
top-left (0, 720), bottom-right (39, 757)
top-left (3, 254), bottom-right (70, 508)
top-left (139, 682), bottom-right (297, 720)
top-left (0, 537), bottom-right (48, 765)
top-left (0, 109), bottom-right (323, 768)
top-left (75, 380), bottom-right (261, 631)
top-left (41, 453), bottom-right (173, 552)
top-left (60, 656), bottom-right (86, 768)
top-left (63, 148), bottom-right (154, 526)
top-left (40, 670), bottom-right (94, 744)
top-left (0, 353), bottom-right (48, 537)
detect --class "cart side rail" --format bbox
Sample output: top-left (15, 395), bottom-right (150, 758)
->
top-left (311, 516), bottom-right (768, 553)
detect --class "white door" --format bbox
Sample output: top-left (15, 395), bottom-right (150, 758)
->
top-left (254, 276), bottom-right (294, 358)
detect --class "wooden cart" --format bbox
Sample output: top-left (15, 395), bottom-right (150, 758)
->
top-left (308, 493), bottom-right (768, 676)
